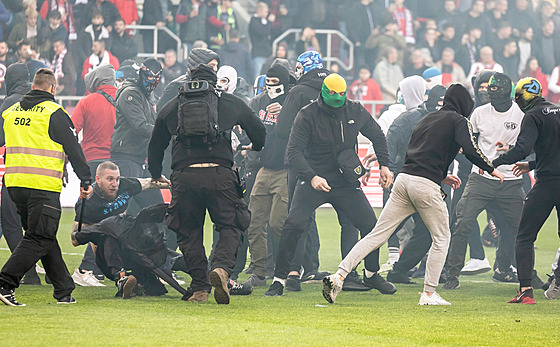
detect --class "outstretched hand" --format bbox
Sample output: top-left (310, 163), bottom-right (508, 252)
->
top-left (151, 176), bottom-right (171, 188)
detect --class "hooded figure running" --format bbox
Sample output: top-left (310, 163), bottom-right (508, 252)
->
top-left (323, 84), bottom-right (504, 306)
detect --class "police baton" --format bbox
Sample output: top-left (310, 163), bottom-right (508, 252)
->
top-left (77, 183), bottom-right (90, 233)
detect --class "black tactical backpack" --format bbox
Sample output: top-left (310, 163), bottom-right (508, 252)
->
top-left (176, 80), bottom-right (221, 149)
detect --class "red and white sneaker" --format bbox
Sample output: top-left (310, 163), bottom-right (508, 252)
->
top-left (508, 289), bottom-right (536, 304)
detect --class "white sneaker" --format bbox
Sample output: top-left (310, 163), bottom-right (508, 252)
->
top-left (418, 291), bottom-right (451, 305)
top-left (460, 258), bottom-right (492, 275)
top-left (36, 264), bottom-right (46, 274)
top-left (72, 269), bottom-right (106, 287)
top-left (322, 274), bottom-right (344, 304)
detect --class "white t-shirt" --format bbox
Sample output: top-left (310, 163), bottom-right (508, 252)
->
top-left (470, 102), bottom-right (524, 180)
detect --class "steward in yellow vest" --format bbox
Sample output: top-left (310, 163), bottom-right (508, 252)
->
top-left (0, 68), bottom-right (92, 307)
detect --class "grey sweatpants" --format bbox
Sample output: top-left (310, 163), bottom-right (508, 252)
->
top-left (338, 173), bottom-right (450, 293)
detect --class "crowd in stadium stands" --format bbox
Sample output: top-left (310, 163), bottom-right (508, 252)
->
top-left (0, 0), bottom-right (558, 111)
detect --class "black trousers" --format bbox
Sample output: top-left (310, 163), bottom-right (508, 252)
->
top-left (0, 184), bottom-right (39, 279)
top-left (166, 167), bottom-right (249, 292)
top-left (274, 180), bottom-right (379, 279)
top-left (516, 179), bottom-right (560, 287)
top-left (0, 188), bottom-right (74, 299)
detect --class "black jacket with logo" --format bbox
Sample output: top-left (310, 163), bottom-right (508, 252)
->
top-left (493, 98), bottom-right (560, 181)
top-left (287, 96), bottom-right (389, 188)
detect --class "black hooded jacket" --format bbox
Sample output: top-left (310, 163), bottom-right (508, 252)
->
top-left (387, 86), bottom-right (447, 175)
top-left (1, 89), bottom-right (91, 183)
top-left (156, 48), bottom-right (220, 111)
top-left (401, 84), bottom-right (494, 185)
top-left (276, 68), bottom-right (331, 141)
top-left (147, 66), bottom-right (266, 178)
top-left (110, 80), bottom-right (157, 164)
top-left (0, 63), bottom-right (31, 145)
top-left (493, 98), bottom-right (560, 181)
top-left (287, 96), bottom-right (389, 188)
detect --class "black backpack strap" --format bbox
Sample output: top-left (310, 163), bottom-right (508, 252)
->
top-left (96, 89), bottom-right (116, 108)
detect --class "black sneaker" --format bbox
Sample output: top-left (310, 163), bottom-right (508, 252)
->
top-left (116, 275), bottom-right (137, 299)
top-left (285, 275), bottom-right (301, 292)
top-left (0, 287), bottom-right (25, 306)
top-left (362, 271), bottom-right (397, 294)
top-left (492, 269), bottom-right (518, 283)
top-left (531, 270), bottom-right (545, 290)
top-left (386, 269), bottom-right (417, 284)
top-left (57, 295), bottom-right (77, 304)
top-left (442, 276), bottom-right (460, 290)
top-left (342, 271), bottom-right (372, 291)
top-left (301, 270), bottom-right (330, 283)
top-left (244, 264), bottom-right (254, 275)
top-left (264, 281), bottom-right (284, 297)
top-left (228, 280), bottom-right (253, 295)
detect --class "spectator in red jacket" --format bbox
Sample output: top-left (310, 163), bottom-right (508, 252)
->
top-left (108, 0), bottom-right (138, 26)
top-left (72, 64), bottom-right (117, 175)
top-left (81, 39), bottom-right (119, 81)
top-left (349, 66), bottom-right (384, 116)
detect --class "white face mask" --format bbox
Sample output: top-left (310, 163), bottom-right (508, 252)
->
top-left (266, 84), bottom-right (284, 100)
top-left (295, 64), bottom-right (304, 79)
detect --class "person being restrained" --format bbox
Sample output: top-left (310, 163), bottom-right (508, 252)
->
top-left (70, 161), bottom-right (173, 298)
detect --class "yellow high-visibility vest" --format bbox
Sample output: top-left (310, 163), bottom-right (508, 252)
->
top-left (3, 100), bottom-right (66, 192)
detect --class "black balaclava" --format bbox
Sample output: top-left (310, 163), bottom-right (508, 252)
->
top-left (488, 72), bottom-right (514, 112)
top-left (266, 63), bottom-right (290, 103)
top-left (138, 58), bottom-right (162, 94)
top-left (472, 69), bottom-right (494, 107)
top-left (425, 85), bottom-right (447, 112)
top-left (190, 64), bottom-right (218, 85)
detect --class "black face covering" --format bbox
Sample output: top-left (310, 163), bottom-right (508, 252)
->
top-left (425, 85), bottom-right (447, 112)
top-left (266, 63), bottom-right (290, 103)
top-left (191, 64), bottom-right (218, 85)
top-left (488, 72), bottom-right (513, 112)
top-left (472, 69), bottom-right (494, 107)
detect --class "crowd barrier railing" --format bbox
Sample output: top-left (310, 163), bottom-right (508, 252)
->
top-left (272, 29), bottom-right (354, 72)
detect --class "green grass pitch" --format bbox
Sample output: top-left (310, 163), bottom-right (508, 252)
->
top-left (1, 208), bottom-right (559, 346)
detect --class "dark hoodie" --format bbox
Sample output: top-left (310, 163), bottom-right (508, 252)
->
top-left (0, 63), bottom-right (31, 144)
top-left (147, 65), bottom-right (266, 178)
top-left (2, 89), bottom-right (91, 183)
top-left (400, 84), bottom-right (494, 185)
top-left (156, 48), bottom-right (220, 111)
top-left (387, 85), bottom-right (447, 174)
top-left (276, 67), bottom-right (331, 141)
top-left (247, 63), bottom-right (291, 170)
